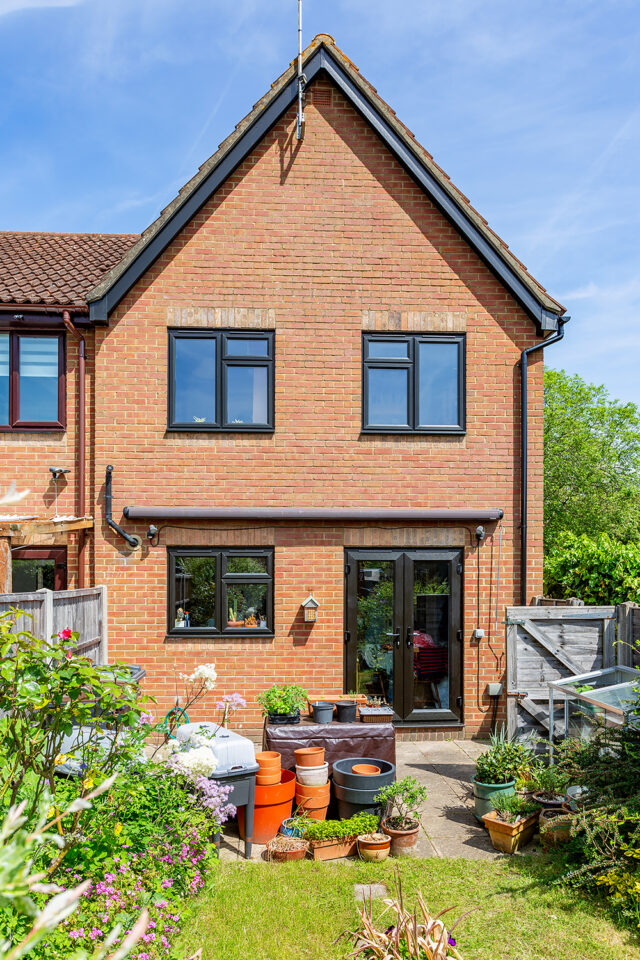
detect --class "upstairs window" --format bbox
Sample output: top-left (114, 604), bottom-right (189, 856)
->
top-left (168, 548), bottom-right (274, 636)
top-left (0, 332), bottom-right (65, 430)
top-left (168, 330), bottom-right (274, 431)
top-left (362, 333), bottom-right (465, 434)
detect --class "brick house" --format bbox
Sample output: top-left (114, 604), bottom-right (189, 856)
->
top-left (0, 36), bottom-right (565, 740)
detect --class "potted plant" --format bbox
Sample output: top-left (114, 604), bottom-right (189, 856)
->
top-left (266, 835), bottom-right (309, 862)
top-left (302, 813), bottom-right (379, 861)
top-left (472, 727), bottom-right (534, 821)
top-left (530, 764), bottom-right (570, 810)
top-left (376, 776), bottom-right (427, 856)
top-left (482, 794), bottom-right (541, 854)
top-left (257, 684), bottom-right (308, 725)
top-left (539, 806), bottom-right (574, 848)
top-left (357, 831), bottom-right (391, 862)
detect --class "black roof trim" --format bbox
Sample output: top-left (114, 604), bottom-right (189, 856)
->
top-left (89, 45), bottom-right (558, 331)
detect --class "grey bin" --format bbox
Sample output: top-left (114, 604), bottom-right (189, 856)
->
top-left (335, 700), bottom-right (357, 722)
top-left (332, 757), bottom-right (395, 819)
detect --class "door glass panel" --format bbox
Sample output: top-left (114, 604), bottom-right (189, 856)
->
top-left (366, 368), bottom-right (409, 426)
top-left (12, 558), bottom-right (56, 592)
top-left (411, 561), bottom-right (450, 710)
top-left (355, 560), bottom-right (396, 708)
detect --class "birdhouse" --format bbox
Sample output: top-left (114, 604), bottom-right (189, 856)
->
top-left (302, 593), bottom-right (319, 623)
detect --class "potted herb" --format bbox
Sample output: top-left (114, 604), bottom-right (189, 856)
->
top-left (482, 794), bottom-right (541, 854)
top-left (258, 684), bottom-right (308, 725)
top-left (376, 776), bottom-right (427, 856)
top-left (302, 812), bottom-right (379, 860)
top-left (472, 728), bottom-right (534, 821)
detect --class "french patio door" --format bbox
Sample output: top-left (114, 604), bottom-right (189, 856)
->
top-left (344, 549), bottom-right (462, 724)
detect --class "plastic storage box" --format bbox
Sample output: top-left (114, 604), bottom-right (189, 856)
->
top-left (176, 722), bottom-right (256, 773)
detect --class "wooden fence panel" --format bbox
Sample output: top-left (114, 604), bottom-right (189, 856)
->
top-left (506, 605), bottom-right (616, 740)
top-left (617, 602), bottom-right (640, 669)
top-left (0, 587), bottom-right (107, 663)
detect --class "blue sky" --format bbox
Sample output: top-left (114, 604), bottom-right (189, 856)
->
top-left (1, 0), bottom-right (639, 405)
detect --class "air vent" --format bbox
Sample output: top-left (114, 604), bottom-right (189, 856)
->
top-left (311, 86), bottom-right (332, 106)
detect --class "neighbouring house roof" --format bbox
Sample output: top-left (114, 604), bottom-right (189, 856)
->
top-left (0, 232), bottom-right (138, 308)
top-left (86, 34), bottom-right (565, 330)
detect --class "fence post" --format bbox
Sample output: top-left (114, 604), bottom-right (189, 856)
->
top-left (616, 602), bottom-right (638, 667)
top-left (38, 588), bottom-right (54, 641)
top-left (100, 584), bottom-right (108, 665)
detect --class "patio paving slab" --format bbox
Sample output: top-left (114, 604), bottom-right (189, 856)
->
top-left (218, 738), bottom-right (497, 861)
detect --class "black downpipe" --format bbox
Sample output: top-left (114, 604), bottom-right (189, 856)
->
top-left (105, 465), bottom-right (140, 548)
top-left (520, 317), bottom-right (569, 604)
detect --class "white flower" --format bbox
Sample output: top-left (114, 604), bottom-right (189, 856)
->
top-left (186, 663), bottom-right (217, 691)
top-left (174, 746), bottom-right (218, 778)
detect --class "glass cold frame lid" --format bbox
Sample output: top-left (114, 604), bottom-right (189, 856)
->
top-left (580, 682), bottom-right (639, 712)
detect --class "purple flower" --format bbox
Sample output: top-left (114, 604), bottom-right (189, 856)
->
top-left (448, 936), bottom-right (457, 946)
top-left (216, 692), bottom-right (246, 711)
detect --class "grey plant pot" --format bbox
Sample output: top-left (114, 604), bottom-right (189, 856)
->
top-left (311, 701), bottom-right (335, 723)
top-left (332, 757), bottom-right (395, 790)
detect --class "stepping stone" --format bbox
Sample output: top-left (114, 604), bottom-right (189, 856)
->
top-left (354, 883), bottom-right (388, 902)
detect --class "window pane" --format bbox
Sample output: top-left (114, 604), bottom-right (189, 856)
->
top-left (0, 334), bottom-right (8, 424)
top-left (173, 556), bottom-right (217, 629)
top-left (18, 337), bottom-right (59, 422)
top-left (367, 340), bottom-right (409, 360)
top-left (418, 342), bottom-right (459, 426)
top-left (173, 337), bottom-right (216, 424)
top-left (226, 555), bottom-right (268, 574)
top-left (366, 367), bottom-right (409, 426)
top-left (12, 558), bottom-right (56, 592)
top-left (226, 338), bottom-right (269, 357)
top-left (226, 583), bottom-right (268, 628)
top-left (226, 365), bottom-right (268, 424)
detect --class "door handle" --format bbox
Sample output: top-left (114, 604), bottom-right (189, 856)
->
top-left (406, 626), bottom-right (414, 649)
top-left (384, 630), bottom-right (401, 648)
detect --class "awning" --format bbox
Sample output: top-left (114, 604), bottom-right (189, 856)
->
top-left (123, 506), bottom-right (504, 522)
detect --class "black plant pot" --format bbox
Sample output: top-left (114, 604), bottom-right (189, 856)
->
top-left (335, 700), bottom-right (357, 723)
top-left (267, 710), bottom-right (301, 725)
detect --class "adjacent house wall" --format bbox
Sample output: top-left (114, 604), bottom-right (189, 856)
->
top-left (90, 78), bottom-right (544, 738)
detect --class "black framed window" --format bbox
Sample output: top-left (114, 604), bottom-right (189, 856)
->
top-left (362, 333), bottom-right (465, 434)
top-left (168, 330), bottom-right (274, 431)
top-left (0, 332), bottom-right (65, 430)
top-left (168, 547), bottom-right (274, 635)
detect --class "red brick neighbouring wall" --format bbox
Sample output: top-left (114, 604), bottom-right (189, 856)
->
top-left (89, 78), bottom-right (544, 738)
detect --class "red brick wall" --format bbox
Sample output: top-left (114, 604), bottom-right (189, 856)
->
top-left (87, 77), bottom-right (544, 738)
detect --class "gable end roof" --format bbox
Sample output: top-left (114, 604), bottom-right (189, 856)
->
top-left (87, 35), bottom-right (564, 330)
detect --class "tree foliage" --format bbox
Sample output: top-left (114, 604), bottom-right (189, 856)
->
top-left (544, 368), bottom-right (640, 551)
top-left (544, 532), bottom-right (640, 605)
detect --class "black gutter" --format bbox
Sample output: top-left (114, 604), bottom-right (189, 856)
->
top-left (520, 318), bottom-right (569, 604)
top-left (123, 506), bottom-right (504, 522)
top-left (105, 465), bottom-right (140, 548)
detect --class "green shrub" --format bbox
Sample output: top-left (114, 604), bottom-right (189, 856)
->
top-left (302, 813), bottom-right (379, 842)
top-left (493, 794), bottom-right (540, 823)
top-left (374, 777), bottom-right (427, 829)
top-left (544, 532), bottom-right (640, 605)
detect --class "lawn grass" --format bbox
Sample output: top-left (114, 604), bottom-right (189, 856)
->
top-left (176, 856), bottom-right (640, 960)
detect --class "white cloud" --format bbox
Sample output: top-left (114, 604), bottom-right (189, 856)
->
top-left (0, 0), bottom-right (81, 15)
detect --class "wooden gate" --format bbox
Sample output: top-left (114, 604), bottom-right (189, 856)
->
top-left (506, 605), bottom-right (616, 739)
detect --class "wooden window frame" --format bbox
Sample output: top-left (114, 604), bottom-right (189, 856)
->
top-left (167, 330), bottom-right (275, 432)
top-left (167, 547), bottom-right (274, 637)
top-left (0, 330), bottom-right (66, 431)
top-left (361, 333), bottom-right (466, 435)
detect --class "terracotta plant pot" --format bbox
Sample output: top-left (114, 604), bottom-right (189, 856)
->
top-left (294, 794), bottom-right (329, 821)
top-left (238, 769), bottom-right (296, 844)
top-left (255, 751), bottom-right (281, 772)
top-left (539, 807), bottom-right (573, 848)
top-left (352, 764), bottom-right (381, 776)
top-left (357, 832), bottom-right (391, 862)
top-left (295, 747), bottom-right (325, 767)
top-left (308, 837), bottom-right (357, 861)
top-left (256, 771), bottom-right (281, 786)
top-left (482, 810), bottom-right (539, 854)
top-left (295, 781), bottom-right (331, 799)
top-left (381, 818), bottom-right (420, 857)
top-left (266, 836), bottom-right (309, 862)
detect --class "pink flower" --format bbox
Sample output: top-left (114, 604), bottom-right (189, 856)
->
top-left (58, 627), bottom-right (73, 641)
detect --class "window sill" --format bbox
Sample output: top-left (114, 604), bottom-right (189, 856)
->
top-left (0, 423), bottom-right (65, 432)
top-left (166, 425), bottom-right (275, 434)
top-left (360, 428), bottom-right (466, 436)
top-left (166, 630), bottom-right (274, 640)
